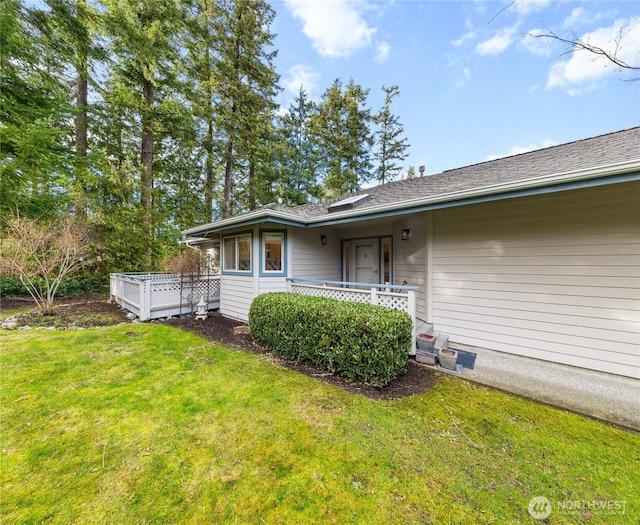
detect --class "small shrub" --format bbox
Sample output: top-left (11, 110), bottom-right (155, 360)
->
top-left (249, 293), bottom-right (412, 387)
top-left (0, 277), bottom-right (26, 297)
top-left (0, 276), bottom-right (100, 298)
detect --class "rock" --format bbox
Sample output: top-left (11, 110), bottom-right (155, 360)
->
top-left (2, 320), bottom-right (18, 330)
top-left (17, 325), bottom-right (32, 331)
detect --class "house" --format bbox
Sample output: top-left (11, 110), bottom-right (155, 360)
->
top-left (181, 127), bottom-right (640, 379)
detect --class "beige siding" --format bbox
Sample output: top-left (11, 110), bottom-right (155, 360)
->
top-left (220, 274), bottom-right (255, 321)
top-left (393, 215), bottom-right (428, 321)
top-left (432, 182), bottom-right (640, 378)
top-left (258, 277), bottom-right (288, 295)
top-left (291, 228), bottom-right (341, 280)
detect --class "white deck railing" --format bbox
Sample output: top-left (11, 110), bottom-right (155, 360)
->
top-left (110, 273), bottom-right (220, 321)
top-left (286, 278), bottom-right (417, 335)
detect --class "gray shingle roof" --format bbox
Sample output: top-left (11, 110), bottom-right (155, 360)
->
top-left (289, 126), bottom-right (640, 219)
top-left (183, 127), bottom-right (639, 235)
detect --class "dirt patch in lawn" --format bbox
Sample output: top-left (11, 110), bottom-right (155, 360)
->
top-left (163, 313), bottom-right (443, 401)
top-left (1, 294), bottom-right (131, 328)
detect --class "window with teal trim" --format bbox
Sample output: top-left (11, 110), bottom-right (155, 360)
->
top-left (223, 233), bottom-right (251, 273)
top-left (261, 231), bottom-right (286, 275)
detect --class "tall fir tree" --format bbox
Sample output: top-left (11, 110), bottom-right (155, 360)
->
top-left (210, 0), bottom-right (280, 217)
top-left (0, 0), bottom-right (74, 219)
top-left (182, 0), bottom-right (222, 224)
top-left (275, 86), bottom-right (321, 204)
top-left (373, 85), bottom-right (410, 185)
top-left (100, 0), bottom-right (186, 266)
top-left (313, 79), bottom-right (373, 197)
top-left (44, 0), bottom-right (107, 221)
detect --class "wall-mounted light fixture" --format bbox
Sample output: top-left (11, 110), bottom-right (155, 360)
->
top-left (401, 228), bottom-right (410, 241)
top-left (320, 234), bottom-right (328, 245)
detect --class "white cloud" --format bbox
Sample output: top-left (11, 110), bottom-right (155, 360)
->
top-left (454, 67), bottom-right (470, 88)
top-left (452, 30), bottom-right (477, 47)
top-left (283, 64), bottom-right (321, 95)
top-left (562, 7), bottom-right (587, 30)
top-left (546, 17), bottom-right (640, 91)
top-left (374, 41), bottom-right (391, 62)
top-left (284, 0), bottom-right (377, 58)
top-left (475, 25), bottom-right (519, 55)
top-left (486, 139), bottom-right (557, 161)
top-left (514, 0), bottom-right (553, 16)
top-left (521, 28), bottom-right (553, 56)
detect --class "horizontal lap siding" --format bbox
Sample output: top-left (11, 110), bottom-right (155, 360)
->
top-left (291, 229), bottom-right (341, 280)
top-left (432, 182), bottom-right (640, 378)
top-left (259, 277), bottom-right (288, 295)
top-left (393, 216), bottom-right (427, 321)
top-left (220, 274), bottom-right (254, 321)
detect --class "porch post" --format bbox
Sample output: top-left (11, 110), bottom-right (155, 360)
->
top-left (370, 287), bottom-right (378, 306)
top-left (407, 289), bottom-right (417, 340)
top-left (141, 278), bottom-right (151, 321)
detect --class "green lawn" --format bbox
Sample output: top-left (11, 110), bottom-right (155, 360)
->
top-left (1, 324), bottom-right (637, 524)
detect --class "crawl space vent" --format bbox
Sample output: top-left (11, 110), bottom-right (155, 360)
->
top-left (327, 193), bottom-right (371, 213)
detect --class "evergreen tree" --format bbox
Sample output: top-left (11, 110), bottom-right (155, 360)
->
top-left (182, 0), bottom-right (222, 224)
top-left (274, 86), bottom-right (321, 205)
top-left (373, 85), bottom-right (409, 184)
top-left (313, 79), bottom-right (373, 197)
top-left (100, 0), bottom-right (186, 266)
top-left (210, 0), bottom-right (280, 217)
top-left (0, 0), bottom-right (74, 219)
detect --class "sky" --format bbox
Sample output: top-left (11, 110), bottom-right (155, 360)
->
top-left (270, 0), bottom-right (640, 177)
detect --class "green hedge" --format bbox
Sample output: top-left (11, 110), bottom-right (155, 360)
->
top-left (0, 277), bottom-right (103, 298)
top-left (248, 292), bottom-right (412, 387)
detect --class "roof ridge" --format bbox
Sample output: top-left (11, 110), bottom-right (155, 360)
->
top-left (441, 126), bottom-right (640, 175)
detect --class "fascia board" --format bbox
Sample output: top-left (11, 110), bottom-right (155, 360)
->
top-left (181, 209), bottom-right (307, 236)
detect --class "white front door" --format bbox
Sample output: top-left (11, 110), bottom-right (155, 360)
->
top-left (353, 240), bottom-right (378, 284)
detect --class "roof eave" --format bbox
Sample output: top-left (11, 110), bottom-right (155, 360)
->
top-left (182, 209), bottom-right (306, 236)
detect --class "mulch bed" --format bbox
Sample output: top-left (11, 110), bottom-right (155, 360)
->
top-left (2, 294), bottom-right (443, 400)
top-left (162, 313), bottom-right (443, 400)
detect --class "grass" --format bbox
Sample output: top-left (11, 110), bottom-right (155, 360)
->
top-left (1, 324), bottom-right (637, 524)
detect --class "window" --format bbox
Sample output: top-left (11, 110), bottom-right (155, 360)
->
top-left (381, 237), bottom-right (392, 284)
top-left (261, 231), bottom-right (286, 276)
top-left (202, 244), bottom-right (220, 274)
top-left (223, 233), bottom-right (252, 273)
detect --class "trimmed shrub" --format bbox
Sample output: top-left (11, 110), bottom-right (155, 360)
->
top-left (249, 292), bottom-right (412, 387)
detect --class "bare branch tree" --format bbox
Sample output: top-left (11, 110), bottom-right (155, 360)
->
top-left (530, 26), bottom-right (639, 73)
top-left (1, 215), bottom-right (92, 314)
top-left (492, 2), bottom-right (639, 75)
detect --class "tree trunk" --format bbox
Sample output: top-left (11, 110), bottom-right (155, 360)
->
top-left (248, 156), bottom-right (256, 210)
top-left (204, 119), bottom-right (214, 221)
top-left (223, 138), bottom-right (233, 218)
top-left (75, 68), bottom-right (88, 220)
top-left (74, 0), bottom-right (89, 221)
top-left (142, 78), bottom-right (155, 264)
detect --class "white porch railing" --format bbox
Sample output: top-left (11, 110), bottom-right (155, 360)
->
top-left (110, 272), bottom-right (220, 321)
top-left (286, 278), bottom-right (417, 336)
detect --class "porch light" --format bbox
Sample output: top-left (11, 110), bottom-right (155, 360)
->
top-left (320, 234), bottom-right (328, 245)
top-left (401, 228), bottom-right (410, 241)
